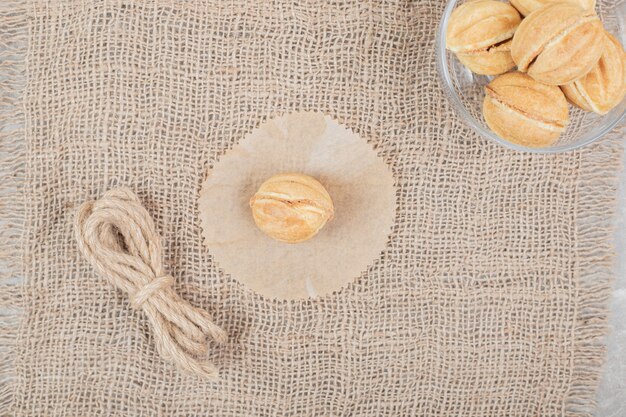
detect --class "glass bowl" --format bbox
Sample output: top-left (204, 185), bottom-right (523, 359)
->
top-left (435, 0), bottom-right (626, 153)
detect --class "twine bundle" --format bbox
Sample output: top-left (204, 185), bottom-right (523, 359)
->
top-left (74, 187), bottom-right (227, 379)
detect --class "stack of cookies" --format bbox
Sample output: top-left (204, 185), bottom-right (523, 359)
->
top-left (446, 0), bottom-right (626, 148)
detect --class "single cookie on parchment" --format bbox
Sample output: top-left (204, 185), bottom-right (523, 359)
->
top-left (198, 112), bottom-right (397, 301)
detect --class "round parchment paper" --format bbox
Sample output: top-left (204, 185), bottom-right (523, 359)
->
top-left (198, 112), bottom-right (396, 300)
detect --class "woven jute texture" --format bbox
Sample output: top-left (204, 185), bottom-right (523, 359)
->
top-left (0, 0), bottom-right (623, 416)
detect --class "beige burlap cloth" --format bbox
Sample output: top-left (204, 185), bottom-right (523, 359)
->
top-left (0, 0), bottom-right (623, 416)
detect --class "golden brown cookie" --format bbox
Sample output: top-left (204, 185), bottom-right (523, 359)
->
top-left (561, 32), bottom-right (626, 115)
top-left (483, 72), bottom-right (569, 147)
top-left (456, 40), bottom-right (515, 76)
top-left (250, 173), bottom-right (334, 244)
top-left (446, 0), bottom-right (521, 75)
top-left (509, 0), bottom-right (595, 17)
top-left (511, 3), bottom-right (604, 85)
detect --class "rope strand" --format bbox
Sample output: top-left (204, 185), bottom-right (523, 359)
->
top-left (74, 187), bottom-right (227, 379)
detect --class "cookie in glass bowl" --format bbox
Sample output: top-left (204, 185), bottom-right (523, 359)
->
top-left (483, 72), bottom-right (569, 148)
top-left (511, 2), bottom-right (604, 85)
top-left (445, 0), bottom-right (521, 75)
top-left (561, 32), bottom-right (626, 115)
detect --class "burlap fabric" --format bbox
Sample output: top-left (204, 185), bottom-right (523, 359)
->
top-left (0, 0), bottom-right (623, 416)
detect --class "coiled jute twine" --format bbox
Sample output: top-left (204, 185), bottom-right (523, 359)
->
top-left (74, 187), bottom-right (227, 379)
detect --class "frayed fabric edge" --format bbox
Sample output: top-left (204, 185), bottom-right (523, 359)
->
top-left (0, 0), bottom-right (27, 414)
top-left (566, 130), bottom-right (624, 417)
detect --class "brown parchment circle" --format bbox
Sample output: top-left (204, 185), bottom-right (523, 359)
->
top-left (198, 112), bottom-right (396, 300)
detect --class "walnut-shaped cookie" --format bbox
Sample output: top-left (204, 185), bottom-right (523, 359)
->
top-left (446, 0), bottom-right (521, 75)
top-left (456, 40), bottom-right (515, 76)
top-left (250, 173), bottom-right (334, 244)
top-left (561, 33), bottom-right (626, 115)
top-left (483, 72), bottom-right (569, 147)
top-left (511, 3), bottom-right (604, 85)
